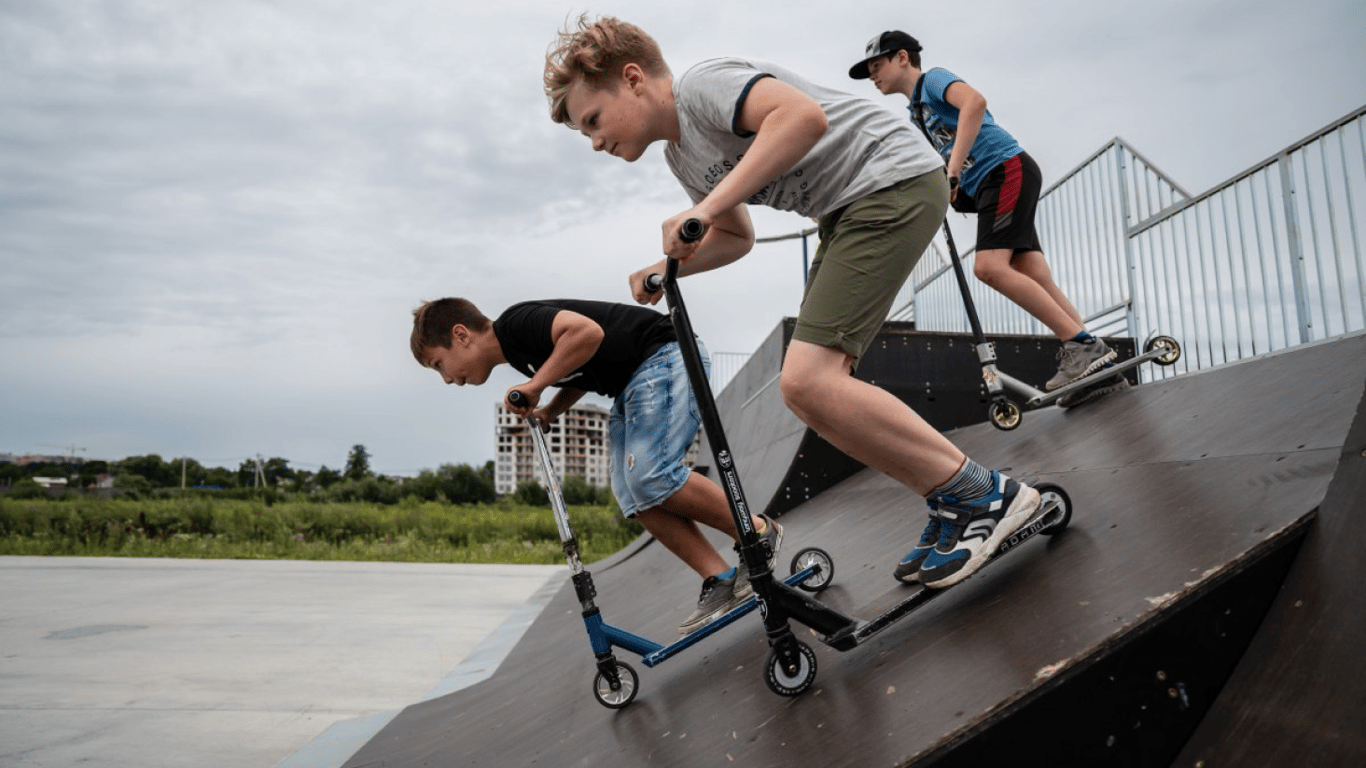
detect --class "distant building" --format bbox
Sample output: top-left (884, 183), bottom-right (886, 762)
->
top-left (32, 477), bottom-right (69, 489)
top-left (492, 401), bottom-right (700, 498)
top-left (494, 402), bottom-right (610, 495)
top-left (11, 454), bottom-right (69, 466)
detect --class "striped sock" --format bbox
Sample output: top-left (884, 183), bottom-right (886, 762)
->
top-left (932, 459), bottom-right (994, 502)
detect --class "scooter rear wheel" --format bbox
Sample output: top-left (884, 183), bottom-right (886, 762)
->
top-left (1033, 483), bottom-right (1073, 535)
top-left (790, 547), bottom-right (834, 592)
top-left (1146, 335), bottom-right (1182, 365)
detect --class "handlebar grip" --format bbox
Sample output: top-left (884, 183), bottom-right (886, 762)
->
top-left (680, 217), bottom-right (705, 243)
top-left (644, 274), bottom-right (664, 293)
top-left (507, 390), bottom-right (526, 407)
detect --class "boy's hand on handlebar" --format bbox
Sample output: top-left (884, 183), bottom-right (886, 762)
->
top-left (630, 264), bottom-right (664, 305)
top-left (505, 387), bottom-right (540, 415)
top-left (663, 210), bottom-right (709, 260)
top-left (529, 408), bottom-right (554, 432)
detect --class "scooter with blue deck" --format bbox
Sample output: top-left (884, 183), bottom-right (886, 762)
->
top-left (505, 391), bottom-right (830, 708)
top-left (644, 218), bottom-right (1074, 697)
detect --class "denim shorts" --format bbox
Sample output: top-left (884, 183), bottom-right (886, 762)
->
top-left (609, 340), bottom-right (709, 518)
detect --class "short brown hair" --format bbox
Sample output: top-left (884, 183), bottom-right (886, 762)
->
top-left (543, 14), bottom-right (669, 126)
top-left (410, 298), bottom-right (491, 363)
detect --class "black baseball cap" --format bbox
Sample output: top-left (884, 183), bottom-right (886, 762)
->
top-left (848, 30), bottom-right (922, 79)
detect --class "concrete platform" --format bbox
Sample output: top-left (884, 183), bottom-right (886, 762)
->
top-left (0, 557), bottom-right (562, 768)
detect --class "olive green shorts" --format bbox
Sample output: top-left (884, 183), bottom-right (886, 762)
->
top-left (794, 170), bottom-right (950, 364)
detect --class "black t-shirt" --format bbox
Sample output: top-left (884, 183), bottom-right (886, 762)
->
top-left (493, 299), bottom-right (677, 398)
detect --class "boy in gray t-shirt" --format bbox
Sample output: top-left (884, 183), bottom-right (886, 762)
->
top-left (544, 15), bottom-right (1044, 589)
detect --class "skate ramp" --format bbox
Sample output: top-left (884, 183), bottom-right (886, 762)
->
top-left (702, 318), bottom-right (1137, 518)
top-left (339, 332), bottom-right (1365, 768)
top-left (1173, 351), bottom-right (1366, 765)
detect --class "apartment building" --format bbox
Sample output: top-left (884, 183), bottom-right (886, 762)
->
top-left (494, 401), bottom-right (610, 495)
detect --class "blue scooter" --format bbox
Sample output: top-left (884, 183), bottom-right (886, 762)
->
top-left (507, 391), bottom-right (831, 708)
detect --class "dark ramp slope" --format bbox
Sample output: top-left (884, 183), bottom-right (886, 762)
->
top-left (341, 332), bottom-right (1366, 768)
top-left (703, 317), bottom-right (1136, 518)
top-left (1174, 341), bottom-right (1366, 765)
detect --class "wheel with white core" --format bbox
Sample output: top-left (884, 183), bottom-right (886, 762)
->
top-left (592, 660), bottom-right (639, 709)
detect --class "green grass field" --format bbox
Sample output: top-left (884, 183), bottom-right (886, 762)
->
top-left (0, 495), bottom-right (641, 564)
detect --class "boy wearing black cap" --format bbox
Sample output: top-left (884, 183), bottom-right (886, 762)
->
top-left (851, 31), bottom-right (1125, 406)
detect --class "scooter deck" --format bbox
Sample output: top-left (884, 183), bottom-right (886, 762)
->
top-left (821, 499), bottom-right (1066, 651)
top-left (632, 565), bottom-right (821, 667)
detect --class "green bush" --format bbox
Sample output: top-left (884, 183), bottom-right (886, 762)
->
top-left (513, 480), bottom-right (550, 507)
top-left (0, 496), bottom-right (642, 564)
top-left (8, 479), bottom-right (49, 500)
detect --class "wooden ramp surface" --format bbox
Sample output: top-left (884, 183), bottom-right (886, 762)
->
top-left (341, 333), bottom-right (1366, 768)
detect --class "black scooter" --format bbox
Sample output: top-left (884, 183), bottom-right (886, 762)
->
top-left (644, 218), bottom-right (1074, 697)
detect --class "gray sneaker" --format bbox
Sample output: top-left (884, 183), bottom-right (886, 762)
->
top-left (734, 514), bottom-right (784, 595)
top-left (678, 572), bottom-right (748, 635)
top-left (1046, 338), bottom-right (1117, 391)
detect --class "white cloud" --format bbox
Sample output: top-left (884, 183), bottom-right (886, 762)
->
top-left (2, 0), bottom-right (1363, 473)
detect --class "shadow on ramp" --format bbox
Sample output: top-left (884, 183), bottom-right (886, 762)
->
top-left (340, 332), bottom-right (1366, 768)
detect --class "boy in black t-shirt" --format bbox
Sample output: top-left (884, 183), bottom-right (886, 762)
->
top-left (411, 296), bottom-right (782, 634)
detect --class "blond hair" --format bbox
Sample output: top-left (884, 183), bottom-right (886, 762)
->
top-left (543, 14), bottom-right (669, 126)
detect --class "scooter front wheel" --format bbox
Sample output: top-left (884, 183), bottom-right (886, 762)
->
top-left (592, 660), bottom-right (639, 709)
top-left (989, 397), bottom-right (1022, 431)
top-left (764, 641), bottom-right (818, 697)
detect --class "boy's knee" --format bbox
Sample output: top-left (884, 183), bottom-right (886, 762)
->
top-left (973, 259), bottom-right (1001, 285)
top-left (780, 365), bottom-right (821, 415)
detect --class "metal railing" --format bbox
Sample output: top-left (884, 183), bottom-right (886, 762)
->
top-left (717, 105), bottom-right (1366, 391)
top-left (708, 352), bottom-right (753, 392)
top-left (896, 105), bottom-right (1366, 379)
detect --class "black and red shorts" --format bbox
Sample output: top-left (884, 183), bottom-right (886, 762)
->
top-left (968, 152), bottom-right (1043, 254)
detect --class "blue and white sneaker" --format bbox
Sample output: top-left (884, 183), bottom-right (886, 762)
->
top-left (894, 514), bottom-right (942, 584)
top-left (918, 472), bottom-right (1041, 589)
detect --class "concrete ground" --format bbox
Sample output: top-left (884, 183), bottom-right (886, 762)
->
top-left (0, 556), bottom-right (563, 768)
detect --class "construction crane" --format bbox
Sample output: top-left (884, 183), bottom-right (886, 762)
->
top-left (39, 444), bottom-right (86, 464)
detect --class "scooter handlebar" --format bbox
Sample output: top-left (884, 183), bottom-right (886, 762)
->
top-left (508, 391), bottom-right (544, 431)
top-left (646, 218), bottom-right (706, 293)
top-left (679, 217), bottom-right (705, 243)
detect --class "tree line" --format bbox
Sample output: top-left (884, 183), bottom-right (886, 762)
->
top-left (2, 444), bottom-right (614, 508)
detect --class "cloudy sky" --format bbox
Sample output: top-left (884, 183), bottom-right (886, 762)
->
top-left (2, 0), bottom-right (1363, 477)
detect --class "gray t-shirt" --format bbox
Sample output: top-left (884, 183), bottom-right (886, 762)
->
top-left (664, 57), bottom-right (943, 218)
